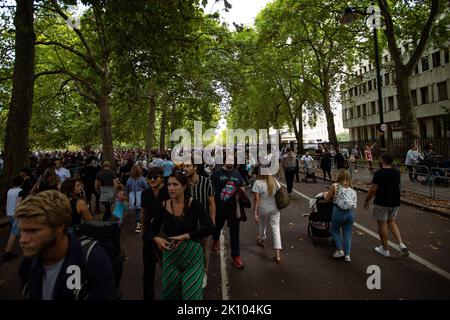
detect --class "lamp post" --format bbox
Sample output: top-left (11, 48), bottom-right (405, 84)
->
top-left (340, 5), bottom-right (386, 152)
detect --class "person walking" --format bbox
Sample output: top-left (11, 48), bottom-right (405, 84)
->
top-left (364, 153), bottom-right (409, 258)
top-left (96, 161), bottom-right (116, 221)
top-left (252, 166), bottom-right (282, 264)
top-left (210, 158), bottom-right (246, 270)
top-left (324, 169), bottom-right (357, 263)
top-left (150, 173), bottom-right (214, 300)
top-left (281, 148), bottom-right (297, 199)
top-left (320, 151), bottom-right (332, 181)
top-left (61, 177), bottom-right (93, 232)
top-left (140, 167), bottom-right (170, 300)
top-left (126, 165), bottom-right (148, 233)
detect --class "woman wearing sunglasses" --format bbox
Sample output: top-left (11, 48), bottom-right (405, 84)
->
top-left (150, 172), bottom-right (214, 300)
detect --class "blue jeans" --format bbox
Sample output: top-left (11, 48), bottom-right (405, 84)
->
top-left (330, 206), bottom-right (355, 255)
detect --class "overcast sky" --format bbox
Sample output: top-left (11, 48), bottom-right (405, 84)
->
top-left (204, 0), bottom-right (273, 30)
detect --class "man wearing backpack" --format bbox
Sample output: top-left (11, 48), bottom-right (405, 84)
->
top-left (364, 153), bottom-right (409, 258)
top-left (210, 156), bottom-right (245, 270)
top-left (16, 190), bottom-right (115, 300)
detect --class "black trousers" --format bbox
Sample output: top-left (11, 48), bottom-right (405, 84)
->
top-left (213, 209), bottom-right (241, 257)
top-left (142, 233), bottom-right (158, 300)
top-left (102, 201), bottom-right (112, 221)
top-left (285, 169), bottom-right (296, 193)
top-left (322, 168), bottom-right (332, 180)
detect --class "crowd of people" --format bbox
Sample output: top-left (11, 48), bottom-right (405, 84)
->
top-left (0, 145), bottom-right (417, 300)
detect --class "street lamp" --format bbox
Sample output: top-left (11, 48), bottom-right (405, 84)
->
top-left (340, 5), bottom-right (386, 152)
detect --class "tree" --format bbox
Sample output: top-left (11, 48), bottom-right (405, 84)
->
top-left (1, 0), bottom-right (35, 198)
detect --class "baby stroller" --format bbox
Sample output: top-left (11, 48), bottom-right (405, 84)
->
top-left (302, 163), bottom-right (317, 183)
top-left (307, 195), bottom-right (333, 246)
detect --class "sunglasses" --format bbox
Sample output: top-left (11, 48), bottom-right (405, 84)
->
top-left (148, 175), bottom-right (163, 180)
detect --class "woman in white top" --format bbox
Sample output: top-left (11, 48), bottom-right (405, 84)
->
top-left (252, 166), bottom-right (282, 264)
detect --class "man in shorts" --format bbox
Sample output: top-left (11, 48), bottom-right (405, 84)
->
top-left (364, 153), bottom-right (409, 258)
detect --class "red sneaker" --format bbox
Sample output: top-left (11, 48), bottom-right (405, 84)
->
top-left (232, 256), bottom-right (244, 270)
top-left (212, 240), bottom-right (220, 252)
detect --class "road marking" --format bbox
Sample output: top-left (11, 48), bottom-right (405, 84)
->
top-left (283, 183), bottom-right (450, 281)
top-left (219, 232), bottom-right (230, 300)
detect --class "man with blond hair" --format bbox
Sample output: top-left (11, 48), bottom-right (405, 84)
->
top-left (17, 190), bottom-right (115, 300)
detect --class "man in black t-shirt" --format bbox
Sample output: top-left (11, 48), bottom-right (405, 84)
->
top-left (140, 167), bottom-right (170, 300)
top-left (210, 161), bottom-right (245, 270)
top-left (364, 153), bottom-right (409, 258)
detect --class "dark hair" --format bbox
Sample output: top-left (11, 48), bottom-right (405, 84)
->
top-left (12, 175), bottom-right (24, 187)
top-left (61, 177), bottom-right (81, 199)
top-left (147, 167), bottom-right (164, 177)
top-left (20, 167), bottom-right (32, 177)
top-left (168, 172), bottom-right (191, 215)
top-left (381, 153), bottom-right (394, 165)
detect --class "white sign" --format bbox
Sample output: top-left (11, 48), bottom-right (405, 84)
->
top-left (380, 124), bottom-right (387, 132)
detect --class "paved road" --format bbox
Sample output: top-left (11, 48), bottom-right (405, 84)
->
top-left (1, 178), bottom-right (449, 300)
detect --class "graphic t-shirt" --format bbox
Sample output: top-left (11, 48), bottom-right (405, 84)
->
top-left (210, 168), bottom-right (243, 213)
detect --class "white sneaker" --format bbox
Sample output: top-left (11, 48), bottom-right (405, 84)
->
top-left (399, 243), bottom-right (409, 257)
top-left (202, 274), bottom-right (208, 289)
top-left (332, 250), bottom-right (344, 258)
top-left (374, 245), bottom-right (390, 257)
top-left (344, 255), bottom-right (351, 263)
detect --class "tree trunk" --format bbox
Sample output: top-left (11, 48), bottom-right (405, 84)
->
top-left (145, 90), bottom-right (157, 153)
top-left (395, 68), bottom-right (417, 138)
top-left (159, 104), bottom-right (167, 151)
top-left (322, 80), bottom-right (338, 147)
top-left (170, 104), bottom-right (176, 149)
top-left (1, 0), bottom-right (35, 201)
top-left (98, 86), bottom-right (115, 169)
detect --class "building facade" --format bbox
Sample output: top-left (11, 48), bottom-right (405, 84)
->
top-left (341, 42), bottom-right (450, 140)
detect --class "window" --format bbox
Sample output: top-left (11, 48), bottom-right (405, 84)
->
top-left (349, 88), bottom-right (353, 98)
top-left (432, 51), bottom-right (441, 68)
top-left (368, 80), bottom-right (372, 91)
top-left (388, 96), bottom-right (394, 111)
top-left (421, 56), bottom-right (429, 72)
top-left (420, 86), bottom-right (429, 104)
top-left (362, 103), bottom-right (367, 116)
top-left (369, 63), bottom-right (372, 70)
top-left (374, 79), bottom-right (377, 90)
top-left (363, 66), bottom-right (367, 73)
top-left (371, 101), bottom-right (376, 114)
top-left (362, 82), bottom-right (367, 93)
top-left (354, 86), bottom-right (358, 96)
top-left (357, 105), bottom-right (361, 117)
top-left (411, 89), bottom-right (417, 106)
top-left (445, 48), bottom-right (449, 64)
top-left (350, 108), bottom-right (354, 118)
top-left (385, 73), bottom-right (390, 85)
top-left (437, 81), bottom-right (448, 101)
top-left (414, 64), bottom-right (419, 75)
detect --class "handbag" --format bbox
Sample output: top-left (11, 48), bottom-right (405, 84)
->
top-left (274, 179), bottom-right (291, 210)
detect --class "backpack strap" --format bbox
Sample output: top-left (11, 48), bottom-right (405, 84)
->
top-left (76, 236), bottom-right (98, 300)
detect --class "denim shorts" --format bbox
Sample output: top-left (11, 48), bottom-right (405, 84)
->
top-left (372, 205), bottom-right (399, 221)
top-left (8, 216), bottom-right (19, 237)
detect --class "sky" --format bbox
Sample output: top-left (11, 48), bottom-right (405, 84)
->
top-left (204, 0), bottom-right (273, 30)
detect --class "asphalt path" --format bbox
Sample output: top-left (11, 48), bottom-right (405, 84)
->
top-left (1, 177), bottom-right (449, 300)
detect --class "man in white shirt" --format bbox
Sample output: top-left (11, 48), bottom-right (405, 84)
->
top-left (55, 160), bottom-right (71, 183)
top-left (301, 152), bottom-right (314, 172)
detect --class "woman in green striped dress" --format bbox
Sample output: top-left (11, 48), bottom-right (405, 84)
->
top-left (151, 172), bottom-right (214, 300)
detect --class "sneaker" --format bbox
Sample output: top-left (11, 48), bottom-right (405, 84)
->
top-left (232, 256), bottom-right (244, 270)
top-left (332, 250), bottom-right (344, 258)
top-left (289, 193), bottom-right (294, 199)
top-left (374, 245), bottom-right (390, 257)
top-left (344, 255), bottom-right (351, 263)
top-left (202, 274), bottom-right (208, 289)
top-left (134, 223), bottom-right (142, 233)
top-left (2, 252), bottom-right (19, 263)
top-left (211, 240), bottom-right (220, 252)
top-left (399, 244), bottom-right (409, 257)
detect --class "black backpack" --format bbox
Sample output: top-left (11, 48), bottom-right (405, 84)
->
top-left (73, 221), bottom-right (123, 299)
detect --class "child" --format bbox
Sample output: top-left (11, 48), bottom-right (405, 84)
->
top-left (112, 182), bottom-right (128, 225)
